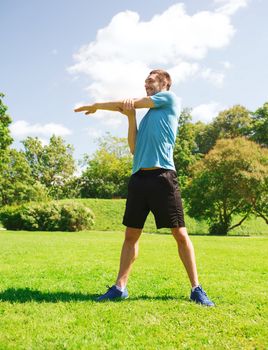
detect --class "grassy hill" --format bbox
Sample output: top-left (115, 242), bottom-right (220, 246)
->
top-left (1, 198), bottom-right (268, 235)
top-left (67, 198), bottom-right (268, 236)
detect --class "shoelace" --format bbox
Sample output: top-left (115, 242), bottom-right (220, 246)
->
top-left (102, 285), bottom-right (113, 296)
top-left (201, 290), bottom-right (207, 297)
top-left (195, 286), bottom-right (207, 296)
top-left (195, 287), bottom-right (210, 301)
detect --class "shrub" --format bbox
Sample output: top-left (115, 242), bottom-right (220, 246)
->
top-left (0, 201), bottom-right (94, 231)
top-left (0, 205), bottom-right (24, 230)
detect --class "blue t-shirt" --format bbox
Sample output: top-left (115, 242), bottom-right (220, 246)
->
top-left (132, 91), bottom-right (180, 174)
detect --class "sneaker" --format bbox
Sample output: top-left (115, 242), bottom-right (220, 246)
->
top-left (96, 285), bottom-right (129, 302)
top-left (190, 285), bottom-right (215, 307)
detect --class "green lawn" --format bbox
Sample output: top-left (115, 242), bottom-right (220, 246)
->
top-left (0, 230), bottom-right (267, 349)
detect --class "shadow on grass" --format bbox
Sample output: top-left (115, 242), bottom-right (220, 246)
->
top-left (0, 288), bottom-right (99, 303)
top-left (0, 288), bottom-right (188, 303)
top-left (130, 295), bottom-right (189, 302)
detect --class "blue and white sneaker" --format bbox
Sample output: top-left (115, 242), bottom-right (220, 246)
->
top-left (96, 285), bottom-right (129, 302)
top-left (190, 285), bottom-right (215, 307)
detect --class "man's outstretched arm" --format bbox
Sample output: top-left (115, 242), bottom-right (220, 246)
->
top-left (74, 102), bottom-right (123, 115)
top-left (74, 97), bottom-right (155, 115)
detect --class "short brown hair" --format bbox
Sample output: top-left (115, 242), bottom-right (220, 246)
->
top-left (149, 69), bottom-right (172, 90)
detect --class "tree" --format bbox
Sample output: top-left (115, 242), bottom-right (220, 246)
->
top-left (184, 137), bottom-right (268, 235)
top-left (195, 105), bottom-right (253, 154)
top-left (22, 136), bottom-right (76, 199)
top-left (21, 137), bottom-right (44, 182)
top-left (173, 109), bottom-right (202, 187)
top-left (80, 134), bottom-right (132, 198)
top-left (250, 102), bottom-right (268, 147)
top-left (0, 93), bottom-right (13, 152)
top-left (0, 149), bottom-right (48, 206)
top-left (0, 93), bottom-right (13, 189)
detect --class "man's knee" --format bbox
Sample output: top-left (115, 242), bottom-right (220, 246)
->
top-left (171, 227), bottom-right (189, 245)
top-left (124, 227), bottom-right (142, 244)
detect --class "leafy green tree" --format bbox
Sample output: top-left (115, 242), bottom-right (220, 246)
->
top-left (250, 102), bottom-right (268, 147)
top-left (0, 93), bottom-right (14, 195)
top-left (195, 105), bottom-right (253, 154)
top-left (184, 137), bottom-right (268, 235)
top-left (174, 109), bottom-right (202, 187)
top-left (213, 105), bottom-right (252, 138)
top-left (0, 94), bottom-right (40, 206)
top-left (80, 134), bottom-right (132, 198)
top-left (0, 93), bottom-right (13, 152)
top-left (0, 149), bottom-right (48, 206)
top-left (21, 137), bottom-right (43, 181)
top-left (22, 135), bottom-right (76, 199)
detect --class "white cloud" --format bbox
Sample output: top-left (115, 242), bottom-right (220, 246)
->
top-left (192, 102), bottom-right (224, 123)
top-left (214, 0), bottom-right (249, 16)
top-left (169, 62), bottom-right (200, 84)
top-left (221, 60), bottom-right (232, 69)
top-left (10, 120), bottom-right (72, 139)
top-left (200, 68), bottom-right (225, 86)
top-left (68, 3), bottom-right (237, 104)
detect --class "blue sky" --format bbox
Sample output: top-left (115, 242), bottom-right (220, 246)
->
top-left (1, 0), bottom-right (267, 163)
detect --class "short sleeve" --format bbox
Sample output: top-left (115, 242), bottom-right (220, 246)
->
top-left (150, 91), bottom-right (173, 108)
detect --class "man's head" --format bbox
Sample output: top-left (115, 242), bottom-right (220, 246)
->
top-left (145, 69), bottom-right (172, 96)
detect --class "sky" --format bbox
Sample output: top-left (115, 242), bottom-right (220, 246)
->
top-left (1, 0), bottom-right (267, 163)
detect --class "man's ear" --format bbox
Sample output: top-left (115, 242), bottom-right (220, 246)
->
top-left (161, 80), bottom-right (168, 90)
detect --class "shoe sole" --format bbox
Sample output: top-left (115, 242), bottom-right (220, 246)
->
top-left (190, 298), bottom-right (215, 307)
top-left (96, 295), bottom-right (129, 302)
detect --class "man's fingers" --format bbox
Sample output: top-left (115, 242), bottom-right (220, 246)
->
top-left (85, 109), bottom-right (96, 115)
top-left (74, 106), bottom-right (85, 112)
top-left (123, 98), bottom-right (135, 110)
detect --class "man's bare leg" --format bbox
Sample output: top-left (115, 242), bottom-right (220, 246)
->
top-left (116, 227), bottom-right (142, 288)
top-left (171, 227), bottom-right (199, 288)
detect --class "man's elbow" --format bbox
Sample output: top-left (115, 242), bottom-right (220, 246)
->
top-left (130, 147), bottom-right (135, 155)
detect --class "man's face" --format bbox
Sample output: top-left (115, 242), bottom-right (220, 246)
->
top-left (144, 74), bottom-right (167, 96)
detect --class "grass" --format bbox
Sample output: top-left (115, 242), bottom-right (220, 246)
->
top-left (0, 230), bottom-right (267, 349)
top-left (68, 198), bottom-right (268, 236)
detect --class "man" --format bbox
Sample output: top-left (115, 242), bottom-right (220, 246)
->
top-left (75, 69), bottom-right (215, 306)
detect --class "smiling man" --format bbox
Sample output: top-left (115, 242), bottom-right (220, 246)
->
top-left (75, 69), bottom-right (214, 306)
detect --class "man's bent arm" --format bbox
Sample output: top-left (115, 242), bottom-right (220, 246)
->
top-left (125, 110), bottom-right (137, 155)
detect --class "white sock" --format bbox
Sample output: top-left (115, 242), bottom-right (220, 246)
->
top-left (191, 285), bottom-right (200, 292)
top-left (115, 285), bottom-right (125, 292)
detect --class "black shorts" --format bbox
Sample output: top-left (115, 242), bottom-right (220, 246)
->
top-left (122, 169), bottom-right (185, 229)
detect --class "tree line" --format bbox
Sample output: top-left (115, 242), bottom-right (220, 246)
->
top-left (1, 92), bottom-right (268, 234)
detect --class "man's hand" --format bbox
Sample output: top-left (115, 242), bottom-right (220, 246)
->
top-left (74, 104), bottom-right (97, 115)
top-left (123, 98), bottom-right (135, 110)
top-left (118, 99), bottom-right (136, 117)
